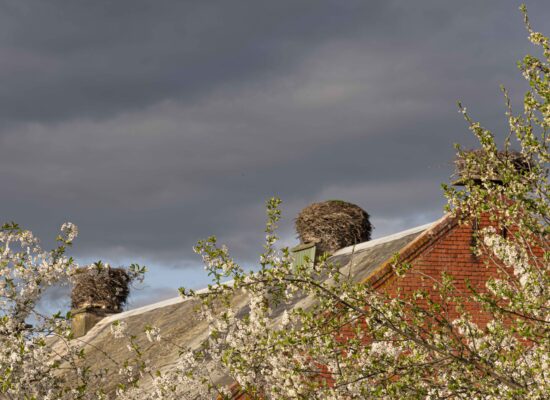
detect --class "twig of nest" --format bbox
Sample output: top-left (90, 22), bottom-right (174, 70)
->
top-left (295, 200), bottom-right (372, 255)
top-left (71, 262), bottom-right (130, 312)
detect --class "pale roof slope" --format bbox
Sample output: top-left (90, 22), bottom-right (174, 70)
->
top-left (52, 220), bottom-right (436, 397)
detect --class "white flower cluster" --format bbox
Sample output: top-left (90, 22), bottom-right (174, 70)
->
top-left (145, 325), bottom-right (162, 343)
top-left (111, 320), bottom-right (128, 339)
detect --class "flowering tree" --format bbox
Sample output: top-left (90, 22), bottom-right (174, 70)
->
top-left (0, 221), bottom-right (146, 399)
top-left (0, 221), bottom-right (86, 399)
top-left (158, 7), bottom-right (548, 400)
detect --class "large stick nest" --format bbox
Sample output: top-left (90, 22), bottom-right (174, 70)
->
top-left (71, 264), bottom-right (130, 311)
top-left (295, 200), bottom-right (372, 255)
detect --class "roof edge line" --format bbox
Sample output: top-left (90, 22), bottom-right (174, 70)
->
top-left (100, 222), bottom-right (441, 323)
top-left (85, 280), bottom-right (236, 334)
top-left (332, 221), bottom-right (436, 257)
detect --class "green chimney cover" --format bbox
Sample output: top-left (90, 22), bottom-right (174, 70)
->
top-left (291, 242), bottom-right (316, 269)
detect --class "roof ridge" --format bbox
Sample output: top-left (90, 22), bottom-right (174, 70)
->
top-left (89, 280), bottom-right (237, 331)
top-left (332, 220), bottom-right (437, 257)
top-left (87, 220), bottom-right (440, 332)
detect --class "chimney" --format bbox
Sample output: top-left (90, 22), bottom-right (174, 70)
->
top-left (70, 262), bottom-right (130, 338)
top-left (71, 308), bottom-right (112, 338)
top-left (292, 200), bottom-right (372, 266)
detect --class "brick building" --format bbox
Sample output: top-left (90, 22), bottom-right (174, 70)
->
top-left (55, 211), bottom-right (503, 398)
top-left (221, 212), bottom-right (500, 399)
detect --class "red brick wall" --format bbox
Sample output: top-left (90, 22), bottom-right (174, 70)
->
top-left (376, 219), bottom-right (498, 326)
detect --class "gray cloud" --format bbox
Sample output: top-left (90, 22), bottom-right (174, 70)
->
top-left (0, 0), bottom-right (380, 125)
top-left (1, 1), bottom-right (549, 297)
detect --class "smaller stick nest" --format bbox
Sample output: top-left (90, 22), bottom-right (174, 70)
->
top-left (295, 200), bottom-right (372, 255)
top-left (454, 149), bottom-right (529, 185)
top-left (71, 264), bottom-right (130, 311)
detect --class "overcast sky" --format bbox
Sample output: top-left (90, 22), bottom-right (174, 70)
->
top-left (1, 0), bottom-right (548, 310)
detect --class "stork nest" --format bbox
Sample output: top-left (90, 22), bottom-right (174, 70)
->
top-left (454, 149), bottom-right (529, 184)
top-left (295, 200), bottom-right (372, 255)
top-left (71, 264), bottom-right (130, 312)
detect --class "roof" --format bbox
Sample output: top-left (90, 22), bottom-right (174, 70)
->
top-left (330, 222), bottom-right (432, 283)
top-left (52, 218), bottom-right (441, 397)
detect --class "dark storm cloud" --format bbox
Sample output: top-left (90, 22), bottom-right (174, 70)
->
top-left (1, 0), bottom-right (549, 278)
top-left (0, 0), bottom-right (378, 124)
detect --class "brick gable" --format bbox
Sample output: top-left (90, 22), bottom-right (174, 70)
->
top-left (366, 214), bottom-right (501, 326)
